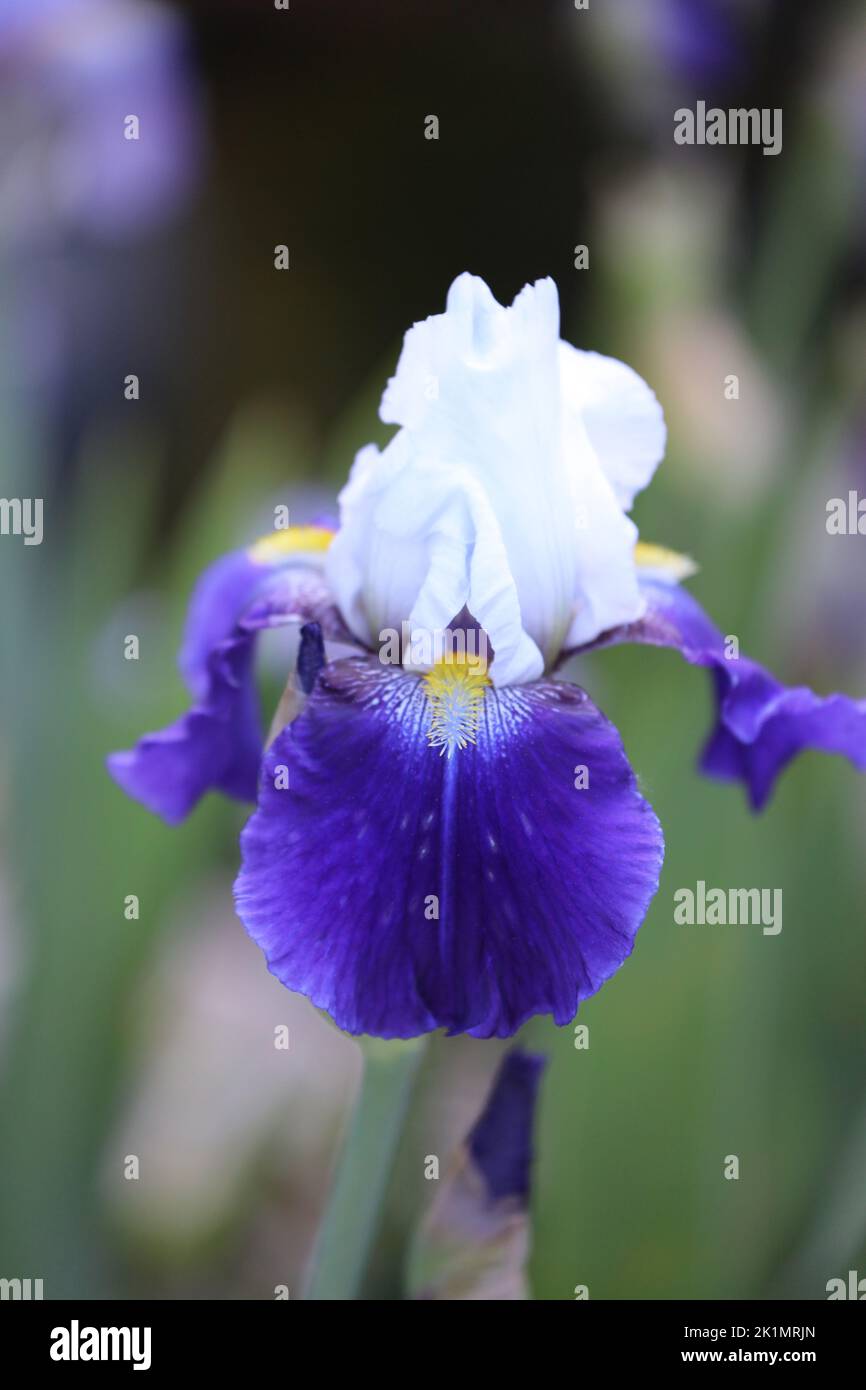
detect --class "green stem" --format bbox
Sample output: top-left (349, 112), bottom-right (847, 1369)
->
top-left (306, 1036), bottom-right (427, 1300)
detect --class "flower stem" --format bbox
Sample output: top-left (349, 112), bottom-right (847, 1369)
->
top-left (306, 1036), bottom-right (428, 1300)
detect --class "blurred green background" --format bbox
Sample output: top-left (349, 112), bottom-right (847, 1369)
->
top-left (1, 0), bottom-right (865, 1300)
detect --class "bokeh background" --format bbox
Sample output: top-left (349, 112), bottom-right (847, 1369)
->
top-left (1, 0), bottom-right (865, 1300)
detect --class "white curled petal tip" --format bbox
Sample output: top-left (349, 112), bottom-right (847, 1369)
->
top-left (560, 343), bottom-right (667, 512)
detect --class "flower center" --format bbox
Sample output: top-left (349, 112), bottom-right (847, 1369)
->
top-left (423, 654), bottom-right (490, 756)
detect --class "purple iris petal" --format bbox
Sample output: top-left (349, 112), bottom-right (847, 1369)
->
top-left (179, 549), bottom-right (274, 700)
top-left (107, 625), bottom-right (262, 824)
top-left (177, 547), bottom-right (346, 695)
top-left (468, 1050), bottom-right (546, 1205)
top-left (587, 577), bottom-right (866, 810)
top-left (108, 557), bottom-right (343, 824)
top-left (234, 657), bottom-right (664, 1040)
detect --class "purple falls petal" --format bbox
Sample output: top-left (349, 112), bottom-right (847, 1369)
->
top-left (586, 576), bottom-right (866, 810)
top-left (234, 656), bottom-right (664, 1040)
top-left (108, 559), bottom-right (345, 824)
top-left (179, 547), bottom-right (342, 699)
top-left (107, 629), bottom-right (261, 824)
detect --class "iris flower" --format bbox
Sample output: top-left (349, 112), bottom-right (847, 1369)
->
top-left (109, 275), bottom-right (866, 1039)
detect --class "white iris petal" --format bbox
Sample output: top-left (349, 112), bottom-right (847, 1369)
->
top-left (325, 274), bottom-right (667, 686)
top-left (559, 343), bottom-right (667, 512)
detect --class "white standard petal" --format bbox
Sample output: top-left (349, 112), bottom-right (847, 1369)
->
top-left (562, 409), bottom-right (645, 648)
top-left (559, 342), bottom-right (666, 512)
top-left (327, 274), bottom-right (668, 684)
top-left (377, 459), bottom-right (544, 686)
top-left (379, 273), bottom-right (579, 668)
top-left (326, 439), bottom-right (543, 687)
top-left (325, 436), bottom-right (417, 647)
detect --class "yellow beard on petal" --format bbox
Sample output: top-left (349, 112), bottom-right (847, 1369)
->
top-left (248, 525), bottom-right (334, 565)
top-left (423, 653), bottom-right (491, 756)
top-left (634, 541), bottom-right (698, 582)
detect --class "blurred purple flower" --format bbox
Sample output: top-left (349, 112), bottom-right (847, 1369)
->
top-left (658, 0), bottom-right (745, 85)
top-left (0, 0), bottom-right (204, 242)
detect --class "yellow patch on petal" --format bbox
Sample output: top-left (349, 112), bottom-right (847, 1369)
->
top-left (423, 653), bottom-right (491, 756)
top-left (248, 525), bottom-right (334, 565)
top-left (634, 541), bottom-right (698, 582)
